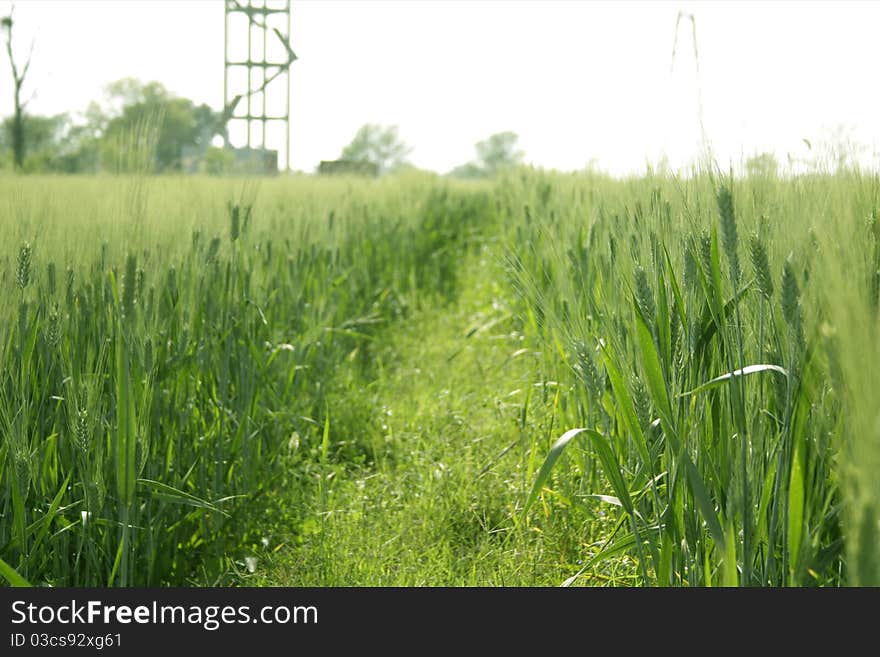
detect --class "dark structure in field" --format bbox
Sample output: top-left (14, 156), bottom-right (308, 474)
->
top-left (318, 160), bottom-right (380, 177)
top-left (233, 147), bottom-right (279, 174)
top-left (223, 0), bottom-right (295, 170)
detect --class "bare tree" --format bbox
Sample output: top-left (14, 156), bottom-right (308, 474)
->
top-left (2, 6), bottom-right (35, 169)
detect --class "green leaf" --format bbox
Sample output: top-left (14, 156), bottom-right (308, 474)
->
top-left (28, 473), bottom-right (72, 559)
top-left (137, 478), bottom-right (229, 516)
top-left (583, 494), bottom-right (623, 507)
top-left (655, 267), bottom-right (672, 376)
top-left (321, 410), bottom-right (331, 465)
top-left (679, 364), bottom-right (788, 397)
top-left (684, 457), bottom-right (726, 547)
top-left (601, 345), bottom-right (651, 465)
top-left (753, 453), bottom-right (779, 565)
top-left (561, 532), bottom-right (637, 586)
top-left (112, 269), bottom-right (137, 510)
top-left (634, 300), bottom-right (673, 431)
top-left (788, 433), bottom-right (806, 578)
top-left (663, 245), bottom-right (688, 333)
top-left (0, 557), bottom-right (31, 587)
top-left (659, 532), bottom-right (674, 586)
top-left (108, 536), bottom-right (124, 587)
top-left (722, 521), bottom-right (739, 587)
top-left (708, 227), bottom-right (726, 318)
top-left (560, 522), bottom-right (662, 587)
top-left (700, 284), bottom-right (751, 342)
top-left (114, 324), bottom-right (137, 507)
top-left (524, 428), bottom-right (588, 516)
top-left (584, 429), bottom-right (635, 516)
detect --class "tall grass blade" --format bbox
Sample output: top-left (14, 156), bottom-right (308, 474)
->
top-left (523, 428), bottom-right (588, 516)
top-left (679, 364), bottom-right (788, 397)
top-left (0, 557), bottom-right (32, 587)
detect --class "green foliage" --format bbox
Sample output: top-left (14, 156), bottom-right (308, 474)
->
top-left (0, 114), bottom-right (71, 171)
top-left (339, 123), bottom-right (411, 174)
top-left (745, 152), bottom-right (779, 179)
top-left (0, 79), bottom-right (220, 174)
top-left (0, 174), bottom-right (495, 586)
top-left (0, 167), bottom-right (875, 588)
top-left (509, 169), bottom-right (874, 586)
top-left (451, 131), bottom-right (524, 179)
top-left (203, 146), bottom-right (235, 175)
top-left (448, 161), bottom-right (484, 179)
top-left (97, 79), bottom-right (219, 172)
top-left (475, 131), bottom-right (524, 175)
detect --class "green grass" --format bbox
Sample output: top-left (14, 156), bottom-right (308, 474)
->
top-left (502, 168), bottom-right (877, 586)
top-left (250, 245), bottom-right (623, 585)
top-left (0, 172), bottom-right (499, 586)
top-left (0, 168), bottom-right (877, 587)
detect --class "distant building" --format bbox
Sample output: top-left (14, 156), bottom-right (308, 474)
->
top-left (232, 147), bottom-right (278, 175)
top-left (318, 159), bottom-right (379, 177)
top-left (182, 144), bottom-right (279, 175)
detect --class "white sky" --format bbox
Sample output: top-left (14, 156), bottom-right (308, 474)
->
top-left (1, 0), bottom-right (878, 174)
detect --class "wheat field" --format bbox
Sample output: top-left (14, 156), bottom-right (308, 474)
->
top-left (0, 168), bottom-right (877, 586)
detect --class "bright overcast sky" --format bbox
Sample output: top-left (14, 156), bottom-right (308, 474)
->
top-left (1, 0), bottom-right (878, 174)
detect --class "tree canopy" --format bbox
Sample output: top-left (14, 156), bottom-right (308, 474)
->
top-left (1, 77), bottom-right (532, 178)
top-left (0, 113), bottom-right (69, 171)
top-left (0, 78), bottom-right (221, 173)
top-left (339, 124), bottom-right (411, 174)
top-left (451, 131), bottom-right (524, 178)
top-left (95, 79), bottom-right (220, 172)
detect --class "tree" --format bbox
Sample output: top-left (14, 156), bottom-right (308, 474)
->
top-left (0, 113), bottom-right (70, 171)
top-left (97, 79), bottom-right (221, 172)
top-left (339, 124), bottom-right (411, 174)
top-left (450, 131), bottom-right (524, 178)
top-left (0, 78), bottom-right (225, 174)
top-left (2, 6), bottom-right (35, 170)
top-left (475, 131), bottom-right (523, 176)
top-left (448, 161), bottom-right (484, 180)
top-left (745, 152), bottom-right (778, 179)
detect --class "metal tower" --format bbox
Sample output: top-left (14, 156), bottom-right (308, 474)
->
top-left (223, 0), bottom-right (296, 171)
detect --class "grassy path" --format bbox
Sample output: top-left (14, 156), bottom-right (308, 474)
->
top-left (253, 243), bottom-right (598, 585)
